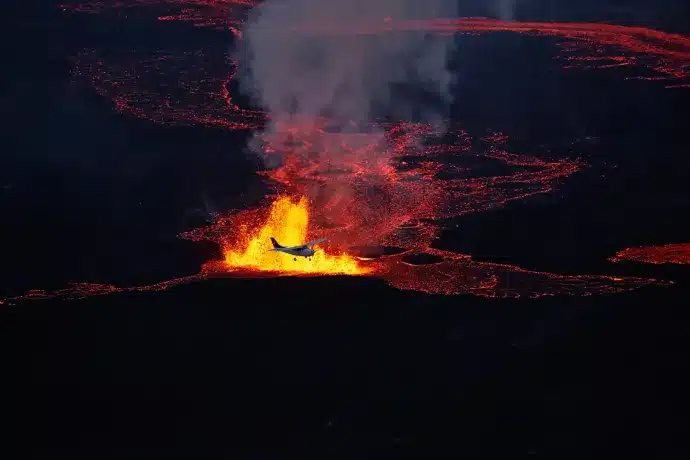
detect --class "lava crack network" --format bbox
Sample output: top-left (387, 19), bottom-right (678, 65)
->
top-left (64, 1), bottom-right (690, 131)
top-left (8, 0), bottom-right (689, 304)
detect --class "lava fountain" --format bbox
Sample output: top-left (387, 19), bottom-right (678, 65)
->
top-left (222, 195), bottom-right (368, 275)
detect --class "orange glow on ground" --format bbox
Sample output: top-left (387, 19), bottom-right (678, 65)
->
top-left (5, 1), bottom-right (686, 304)
top-left (223, 195), bottom-right (367, 275)
top-left (610, 243), bottom-right (690, 265)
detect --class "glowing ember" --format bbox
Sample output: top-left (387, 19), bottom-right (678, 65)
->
top-left (5, 0), bottom-right (686, 305)
top-left (610, 243), bottom-right (690, 265)
top-left (223, 195), bottom-right (367, 275)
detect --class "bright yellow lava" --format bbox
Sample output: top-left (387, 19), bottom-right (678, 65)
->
top-left (224, 195), bottom-right (368, 275)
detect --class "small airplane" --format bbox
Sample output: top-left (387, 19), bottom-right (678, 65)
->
top-left (270, 237), bottom-right (327, 261)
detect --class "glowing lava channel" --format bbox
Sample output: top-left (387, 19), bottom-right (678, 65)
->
top-left (223, 196), bottom-right (367, 275)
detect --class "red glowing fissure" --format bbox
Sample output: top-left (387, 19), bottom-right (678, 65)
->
top-left (6, 1), bottom-right (688, 304)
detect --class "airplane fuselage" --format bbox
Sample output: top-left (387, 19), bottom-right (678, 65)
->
top-left (269, 236), bottom-right (326, 260)
top-left (275, 247), bottom-right (315, 258)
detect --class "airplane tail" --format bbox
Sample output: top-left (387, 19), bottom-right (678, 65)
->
top-left (270, 237), bottom-right (284, 249)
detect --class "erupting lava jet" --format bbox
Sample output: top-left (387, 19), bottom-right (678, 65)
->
top-left (270, 237), bottom-right (327, 261)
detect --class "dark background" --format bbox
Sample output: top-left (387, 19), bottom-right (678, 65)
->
top-left (2, 1), bottom-right (689, 457)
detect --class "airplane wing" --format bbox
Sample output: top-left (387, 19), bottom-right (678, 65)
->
top-left (273, 238), bottom-right (327, 251)
top-left (284, 238), bottom-right (328, 250)
top-left (303, 237), bottom-right (327, 248)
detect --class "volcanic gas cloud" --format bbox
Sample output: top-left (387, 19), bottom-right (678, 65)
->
top-left (234, 0), bottom-right (459, 179)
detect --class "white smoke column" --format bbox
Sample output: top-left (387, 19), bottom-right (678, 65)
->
top-left (234, 0), bottom-right (459, 164)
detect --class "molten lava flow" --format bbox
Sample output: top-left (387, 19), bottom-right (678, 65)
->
top-left (7, 0), bottom-right (687, 305)
top-left (66, 4), bottom-right (690, 131)
top-left (70, 48), bottom-right (265, 130)
top-left (610, 243), bottom-right (690, 265)
top-left (223, 195), bottom-right (367, 275)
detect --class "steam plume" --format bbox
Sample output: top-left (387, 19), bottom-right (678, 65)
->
top-left (234, 0), bottom-right (459, 164)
